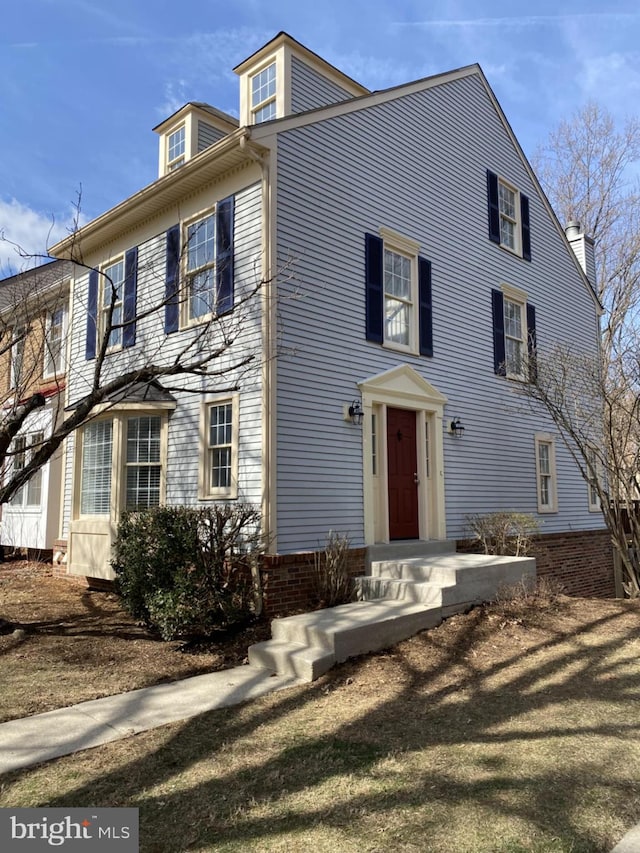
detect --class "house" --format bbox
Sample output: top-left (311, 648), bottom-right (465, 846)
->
top-left (48, 32), bottom-right (613, 605)
top-left (0, 259), bottom-right (71, 555)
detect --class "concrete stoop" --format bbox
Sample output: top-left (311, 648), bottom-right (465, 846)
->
top-left (248, 547), bottom-right (536, 682)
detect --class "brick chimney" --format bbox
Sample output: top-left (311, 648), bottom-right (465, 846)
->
top-left (565, 221), bottom-right (596, 288)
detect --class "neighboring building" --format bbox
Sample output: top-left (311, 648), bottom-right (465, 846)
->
top-left (48, 33), bottom-right (611, 601)
top-left (0, 259), bottom-right (71, 554)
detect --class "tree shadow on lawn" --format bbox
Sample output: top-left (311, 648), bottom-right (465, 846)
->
top-left (5, 603), bottom-right (640, 852)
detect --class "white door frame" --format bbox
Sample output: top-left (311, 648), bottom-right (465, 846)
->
top-left (359, 365), bottom-right (447, 545)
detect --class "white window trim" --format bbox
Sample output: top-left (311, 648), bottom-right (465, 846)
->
top-left (11, 325), bottom-right (27, 390)
top-left (73, 409), bottom-right (169, 520)
top-left (535, 433), bottom-right (558, 514)
top-left (166, 123), bottom-right (186, 172)
top-left (100, 257), bottom-right (125, 353)
top-left (43, 304), bottom-right (67, 380)
top-left (239, 49), bottom-right (286, 126)
top-left (181, 206), bottom-right (217, 328)
top-left (379, 226), bottom-right (421, 355)
top-left (9, 431), bottom-right (44, 508)
top-left (198, 394), bottom-right (239, 500)
top-left (498, 176), bottom-right (522, 256)
top-left (501, 282), bottom-right (528, 381)
top-left (250, 61), bottom-right (277, 123)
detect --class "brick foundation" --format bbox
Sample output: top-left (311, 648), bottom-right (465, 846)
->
top-left (50, 529), bottom-right (616, 610)
top-left (260, 547), bottom-right (367, 615)
top-left (458, 528), bottom-right (615, 599)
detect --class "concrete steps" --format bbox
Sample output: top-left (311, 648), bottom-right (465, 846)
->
top-left (248, 599), bottom-right (443, 681)
top-left (248, 545), bottom-right (536, 682)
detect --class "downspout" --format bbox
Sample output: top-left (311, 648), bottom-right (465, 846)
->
top-left (239, 130), bottom-right (273, 616)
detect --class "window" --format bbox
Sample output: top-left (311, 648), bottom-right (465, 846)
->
top-left (199, 396), bottom-right (239, 499)
top-left (250, 62), bottom-right (276, 123)
top-left (86, 249), bottom-right (137, 359)
top-left (79, 413), bottom-right (166, 516)
top-left (504, 296), bottom-right (525, 376)
top-left (365, 230), bottom-right (433, 357)
top-left (11, 326), bottom-right (26, 389)
top-left (175, 197), bottom-right (234, 329)
top-left (80, 420), bottom-right (113, 515)
top-left (10, 431), bottom-right (43, 507)
top-left (102, 259), bottom-right (125, 349)
top-left (535, 434), bottom-right (557, 513)
top-left (487, 170), bottom-right (531, 261)
top-left (44, 306), bottom-right (66, 377)
top-left (491, 285), bottom-right (536, 379)
top-left (167, 125), bottom-right (185, 171)
top-left (186, 213), bottom-right (216, 321)
top-left (586, 446), bottom-right (601, 512)
top-left (384, 248), bottom-right (413, 347)
top-left (125, 416), bottom-right (162, 510)
top-left (498, 181), bottom-right (518, 251)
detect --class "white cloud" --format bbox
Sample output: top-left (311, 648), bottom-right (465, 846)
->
top-left (394, 13), bottom-right (640, 31)
top-left (156, 80), bottom-right (189, 119)
top-left (0, 198), bottom-right (79, 276)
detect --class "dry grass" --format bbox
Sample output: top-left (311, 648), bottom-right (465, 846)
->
top-left (0, 562), bottom-right (270, 722)
top-left (2, 574), bottom-right (640, 852)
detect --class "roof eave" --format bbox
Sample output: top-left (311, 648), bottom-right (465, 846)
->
top-left (50, 129), bottom-right (266, 259)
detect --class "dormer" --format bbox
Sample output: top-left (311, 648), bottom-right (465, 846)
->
top-left (153, 103), bottom-right (238, 178)
top-left (234, 31), bottom-right (369, 127)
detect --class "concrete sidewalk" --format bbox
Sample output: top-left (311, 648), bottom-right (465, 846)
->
top-left (0, 665), bottom-right (301, 775)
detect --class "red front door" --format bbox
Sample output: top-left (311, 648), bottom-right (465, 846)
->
top-left (387, 407), bottom-right (419, 540)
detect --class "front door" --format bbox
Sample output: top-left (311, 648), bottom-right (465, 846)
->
top-left (387, 407), bottom-right (419, 539)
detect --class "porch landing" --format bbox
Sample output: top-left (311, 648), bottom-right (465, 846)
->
top-left (248, 544), bottom-right (536, 682)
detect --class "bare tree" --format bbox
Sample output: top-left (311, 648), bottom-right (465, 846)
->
top-left (0, 213), bottom-right (270, 507)
top-left (534, 102), bottom-right (640, 361)
top-left (530, 103), bottom-right (640, 596)
top-left (517, 340), bottom-right (640, 596)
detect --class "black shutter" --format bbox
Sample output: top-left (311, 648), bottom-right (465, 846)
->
top-left (418, 256), bottom-right (433, 357)
top-left (123, 246), bottom-right (138, 348)
top-left (216, 195), bottom-right (234, 315)
top-left (527, 302), bottom-right (537, 380)
top-left (487, 170), bottom-right (500, 244)
top-left (165, 225), bottom-right (180, 334)
top-left (86, 269), bottom-right (98, 360)
top-left (521, 193), bottom-right (531, 261)
top-left (365, 233), bottom-right (383, 343)
top-left (491, 288), bottom-right (506, 375)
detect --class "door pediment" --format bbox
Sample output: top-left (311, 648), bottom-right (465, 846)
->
top-left (359, 364), bottom-right (447, 408)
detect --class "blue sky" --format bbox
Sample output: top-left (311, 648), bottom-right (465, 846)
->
top-left (1, 0), bottom-right (640, 270)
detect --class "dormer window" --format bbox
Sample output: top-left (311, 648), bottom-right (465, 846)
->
top-left (251, 63), bottom-right (276, 123)
top-left (167, 125), bottom-right (185, 171)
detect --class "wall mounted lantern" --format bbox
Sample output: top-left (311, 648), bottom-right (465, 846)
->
top-left (345, 399), bottom-right (364, 426)
top-left (449, 418), bottom-right (465, 437)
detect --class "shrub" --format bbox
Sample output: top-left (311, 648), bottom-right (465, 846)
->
top-left (491, 576), bottom-right (567, 626)
top-left (311, 530), bottom-right (355, 608)
top-left (112, 504), bottom-right (264, 640)
top-left (466, 511), bottom-right (540, 557)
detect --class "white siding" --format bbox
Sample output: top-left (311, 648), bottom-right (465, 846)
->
top-left (2, 407), bottom-right (53, 550)
top-left (290, 56), bottom-right (354, 114)
top-left (274, 73), bottom-right (603, 552)
top-left (62, 180), bottom-right (263, 530)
